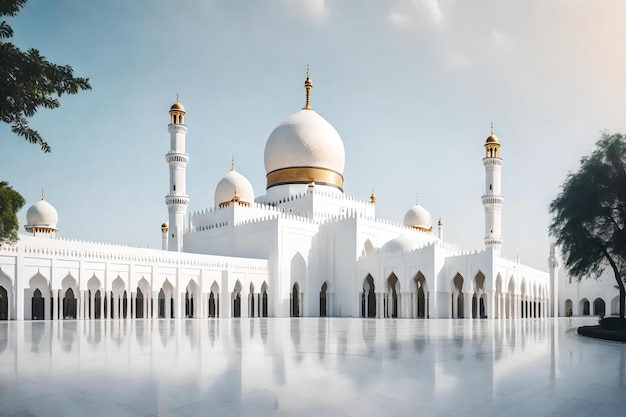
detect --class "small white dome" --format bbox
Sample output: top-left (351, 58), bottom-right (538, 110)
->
top-left (264, 109), bottom-right (345, 175)
top-left (380, 236), bottom-right (421, 254)
top-left (214, 169), bottom-right (254, 207)
top-left (26, 199), bottom-right (58, 229)
top-left (403, 203), bottom-right (432, 231)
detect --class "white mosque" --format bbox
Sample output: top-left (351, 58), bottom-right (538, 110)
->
top-left (0, 72), bottom-right (563, 321)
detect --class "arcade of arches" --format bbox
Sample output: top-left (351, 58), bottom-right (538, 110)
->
top-left (360, 271), bottom-right (549, 319)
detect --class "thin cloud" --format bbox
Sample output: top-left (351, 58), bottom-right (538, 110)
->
top-left (283, 0), bottom-right (328, 22)
top-left (388, 0), bottom-right (443, 28)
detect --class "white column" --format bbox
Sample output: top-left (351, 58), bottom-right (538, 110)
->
top-left (299, 292), bottom-right (303, 317)
top-left (376, 293), bottom-right (382, 318)
top-left (464, 293), bottom-right (472, 319)
top-left (131, 293), bottom-right (136, 319)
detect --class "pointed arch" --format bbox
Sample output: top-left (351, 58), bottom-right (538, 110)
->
top-left (29, 272), bottom-right (48, 290)
top-left (413, 271), bottom-right (428, 319)
top-left (593, 298), bottom-right (605, 316)
top-left (452, 273), bottom-right (464, 318)
top-left (363, 239), bottom-right (375, 256)
top-left (61, 274), bottom-right (77, 292)
top-left (611, 295), bottom-right (619, 315)
top-left (361, 274), bottom-right (376, 318)
top-left (579, 298), bottom-right (590, 316)
top-left (87, 274), bottom-right (101, 291)
top-left (472, 271), bottom-right (486, 319)
top-left (386, 273), bottom-right (400, 318)
top-left (0, 271), bottom-right (13, 321)
top-left (564, 299), bottom-right (573, 317)
top-left (290, 252), bottom-right (307, 286)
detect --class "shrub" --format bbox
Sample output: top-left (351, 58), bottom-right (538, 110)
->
top-left (599, 317), bottom-right (626, 330)
top-left (578, 325), bottom-right (626, 343)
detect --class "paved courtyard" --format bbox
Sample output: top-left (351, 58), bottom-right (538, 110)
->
top-left (0, 317), bottom-right (623, 416)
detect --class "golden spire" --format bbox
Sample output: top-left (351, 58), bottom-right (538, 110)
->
top-left (41, 186), bottom-right (44, 200)
top-left (490, 122), bottom-right (494, 135)
top-left (231, 156), bottom-right (235, 171)
top-left (415, 193), bottom-right (419, 205)
top-left (303, 65), bottom-right (313, 110)
top-left (370, 190), bottom-right (376, 205)
top-left (176, 93), bottom-right (179, 103)
top-left (438, 217), bottom-right (443, 226)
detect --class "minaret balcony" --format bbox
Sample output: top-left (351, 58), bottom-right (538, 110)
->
top-left (166, 152), bottom-right (189, 164)
top-left (481, 195), bottom-right (504, 205)
top-left (165, 195), bottom-right (189, 206)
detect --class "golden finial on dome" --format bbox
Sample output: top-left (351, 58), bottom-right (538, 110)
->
top-left (41, 186), bottom-right (44, 201)
top-left (303, 65), bottom-right (313, 110)
top-left (370, 190), bottom-right (376, 205)
top-left (231, 156), bottom-right (235, 171)
top-left (415, 193), bottom-right (419, 205)
top-left (161, 221), bottom-right (169, 233)
top-left (438, 217), bottom-right (443, 226)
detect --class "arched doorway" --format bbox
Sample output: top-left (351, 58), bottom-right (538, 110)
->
top-left (32, 289), bottom-right (44, 320)
top-left (593, 298), bottom-right (605, 316)
top-left (387, 274), bottom-right (399, 318)
top-left (564, 299), bottom-right (573, 317)
top-left (94, 290), bottom-right (102, 319)
top-left (0, 286), bottom-right (8, 320)
top-left (208, 292), bottom-right (217, 318)
top-left (473, 272), bottom-right (486, 318)
top-left (452, 273), bottom-right (464, 318)
top-left (209, 282), bottom-right (219, 318)
top-left (611, 295), bottom-right (619, 316)
top-left (185, 290), bottom-right (194, 318)
top-left (291, 283), bottom-right (300, 317)
top-left (158, 289), bottom-right (166, 318)
top-left (414, 272), bottom-right (428, 319)
top-left (136, 288), bottom-right (144, 318)
top-left (579, 298), bottom-right (590, 316)
top-left (320, 282), bottom-right (328, 317)
top-left (63, 288), bottom-right (77, 319)
top-left (362, 275), bottom-right (376, 318)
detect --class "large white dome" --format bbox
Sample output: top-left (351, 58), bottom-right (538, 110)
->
top-left (26, 199), bottom-right (58, 229)
top-left (403, 203), bottom-right (432, 231)
top-left (214, 169), bottom-right (254, 207)
top-left (264, 109), bottom-right (345, 178)
top-left (380, 236), bottom-right (421, 254)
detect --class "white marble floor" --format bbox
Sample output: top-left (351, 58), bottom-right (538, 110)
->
top-left (0, 318), bottom-right (623, 417)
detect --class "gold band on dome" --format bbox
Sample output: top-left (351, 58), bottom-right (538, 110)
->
top-left (266, 167), bottom-right (344, 191)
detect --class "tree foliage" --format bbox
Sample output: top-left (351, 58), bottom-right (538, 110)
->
top-left (0, 0), bottom-right (91, 153)
top-left (0, 181), bottom-right (25, 245)
top-left (550, 133), bottom-right (626, 318)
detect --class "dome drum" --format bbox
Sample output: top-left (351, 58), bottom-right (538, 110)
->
top-left (266, 166), bottom-right (344, 191)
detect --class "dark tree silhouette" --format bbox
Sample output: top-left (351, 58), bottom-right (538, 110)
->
top-left (550, 133), bottom-right (626, 318)
top-left (0, 0), bottom-right (91, 153)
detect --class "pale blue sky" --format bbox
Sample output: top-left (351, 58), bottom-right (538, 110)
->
top-left (2, 0), bottom-right (625, 270)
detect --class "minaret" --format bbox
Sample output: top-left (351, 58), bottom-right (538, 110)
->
top-left (549, 244), bottom-right (560, 317)
top-left (161, 221), bottom-right (169, 251)
top-left (482, 124), bottom-right (503, 253)
top-left (437, 217), bottom-right (443, 240)
top-left (165, 98), bottom-right (189, 252)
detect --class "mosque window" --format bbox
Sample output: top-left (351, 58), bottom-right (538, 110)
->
top-left (173, 185), bottom-right (176, 191)
top-left (489, 184), bottom-right (492, 190)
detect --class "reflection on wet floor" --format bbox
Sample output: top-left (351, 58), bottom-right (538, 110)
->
top-left (0, 317), bottom-right (623, 417)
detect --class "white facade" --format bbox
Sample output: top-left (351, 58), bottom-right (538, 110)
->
top-left (0, 75), bottom-right (555, 321)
